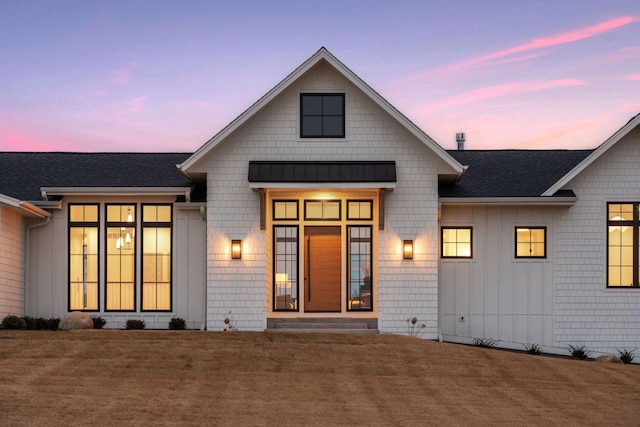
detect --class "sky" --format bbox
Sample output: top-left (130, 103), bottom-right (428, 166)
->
top-left (1, 0), bottom-right (639, 152)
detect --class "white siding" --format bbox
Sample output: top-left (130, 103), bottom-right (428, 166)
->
top-left (202, 62), bottom-right (444, 334)
top-left (554, 126), bottom-right (640, 352)
top-left (0, 208), bottom-right (26, 317)
top-left (439, 205), bottom-right (556, 347)
top-left (25, 197), bottom-right (207, 329)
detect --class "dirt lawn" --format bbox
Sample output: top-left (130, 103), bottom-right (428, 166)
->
top-left (1, 331), bottom-right (639, 426)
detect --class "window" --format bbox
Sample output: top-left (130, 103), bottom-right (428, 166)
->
top-left (608, 203), bottom-right (639, 287)
top-left (347, 226), bottom-right (372, 311)
top-left (347, 200), bottom-right (373, 220)
top-left (515, 227), bottom-right (546, 258)
top-left (273, 200), bottom-right (298, 220)
top-left (142, 205), bottom-right (172, 311)
top-left (106, 204), bottom-right (136, 311)
top-left (69, 204), bottom-right (99, 311)
top-left (441, 227), bottom-right (472, 258)
top-left (273, 226), bottom-right (298, 311)
top-left (304, 200), bottom-right (341, 220)
top-left (300, 93), bottom-right (345, 138)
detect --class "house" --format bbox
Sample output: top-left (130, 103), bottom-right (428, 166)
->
top-left (1, 48), bottom-right (639, 355)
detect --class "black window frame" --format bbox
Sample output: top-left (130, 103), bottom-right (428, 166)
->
top-left (441, 227), bottom-right (473, 259)
top-left (347, 200), bottom-right (373, 221)
top-left (300, 93), bottom-right (345, 138)
top-left (347, 225), bottom-right (373, 312)
top-left (273, 225), bottom-right (300, 312)
top-left (607, 202), bottom-right (639, 288)
top-left (304, 199), bottom-right (342, 221)
top-left (141, 203), bottom-right (173, 312)
top-left (105, 203), bottom-right (137, 312)
top-left (68, 203), bottom-right (100, 312)
top-left (514, 227), bottom-right (547, 259)
top-left (273, 200), bottom-right (299, 221)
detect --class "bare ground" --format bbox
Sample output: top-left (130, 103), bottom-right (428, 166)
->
top-left (0, 330), bottom-right (639, 426)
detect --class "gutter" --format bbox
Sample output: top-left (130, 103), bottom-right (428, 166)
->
top-left (439, 196), bottom-right (578, 207)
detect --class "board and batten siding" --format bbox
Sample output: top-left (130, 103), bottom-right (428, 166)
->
top-left (0, 207), bottom-right (26, 317)
top-left (554, 125), bottom-right (640, 353)
top-left (25, 197), bottom-right (206, 328)
top-left (439, 205), bottom-right (556, 347)
top-left (202, 62), bottom-right (446, 335)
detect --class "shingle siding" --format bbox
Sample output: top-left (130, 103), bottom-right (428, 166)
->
top-left (203, 62), bottom-right (442, 334)
top-left (554, 126), bottom-right (640, 352)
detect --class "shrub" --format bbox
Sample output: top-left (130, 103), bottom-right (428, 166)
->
top-left (169, 317), bottom-right (186, 330)
top-left (617, 348), bottom-right (636, 364)
top-left (92, 316), bottom-right (107, 329)
top-left (125, 319), bottom-right (145, 330)
top-left (21, 316), bottom-right (37, 330)
top-left (523, 343), bottom-right (543, 355)
top-left (568, 344), bottom-right (591, 360)
top-left (1, 315), bottom-right (26, 330)
top-left (473, 337), bottom-right (499, 348)
top-left (46, 318), bottom-right (60, 330)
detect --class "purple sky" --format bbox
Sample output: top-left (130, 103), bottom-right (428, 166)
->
top-left (1, 0), bottom-right (639, 152)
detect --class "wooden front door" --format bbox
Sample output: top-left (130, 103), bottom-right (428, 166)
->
top-left (304, 226), bottom-right (341, 312)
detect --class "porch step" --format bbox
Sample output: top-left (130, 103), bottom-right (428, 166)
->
top-left (266, 317), bottom-right (379, 334)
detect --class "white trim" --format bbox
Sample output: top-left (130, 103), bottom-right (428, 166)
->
top-left (250, 182), bottom-right (396, 190)
top-left (0, 193), bottom-right (50, 218)
top-left (40, 187), bottom-right (190, 197)
top-left (440, 196), bottom-right (577, 206)
top-left (542, 113), bottom-right (640, 196)
top-left (179, 47), bottom-right (464, 175)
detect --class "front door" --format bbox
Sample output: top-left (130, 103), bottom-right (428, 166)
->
top-left (304, 226), bottom-right (341, 312)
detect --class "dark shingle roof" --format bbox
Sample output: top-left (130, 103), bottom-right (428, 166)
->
top-left (440, 150), bottom-right (593, 198)
top-left (248, 161), bottom-right (397, 183)
top-left (0, 152), bottom-right (194, 201)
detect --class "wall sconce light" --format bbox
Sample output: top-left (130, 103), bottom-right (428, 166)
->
top-left (231, 240), bottom-right (242, 259)
top-left (403, 240), bottom-right (413, 259)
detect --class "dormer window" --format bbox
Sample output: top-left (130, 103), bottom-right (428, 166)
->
top-left (300, 93), bottom-right (345, 138)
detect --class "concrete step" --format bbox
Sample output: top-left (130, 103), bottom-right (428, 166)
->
top-left (275, 322), bottom-right (369, 330)
top-left (267, 328), bottom-right (379, 334)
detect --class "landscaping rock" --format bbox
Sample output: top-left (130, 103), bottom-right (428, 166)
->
top-left (59, 312), bottom-right (94, 330)
top-left (595, 354), bottom-right (623, 364)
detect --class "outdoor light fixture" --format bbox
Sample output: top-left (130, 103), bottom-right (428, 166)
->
top-left (403, 240), bottom-right (414, 259)
top-left (231, 240), bottom-right (242, 259)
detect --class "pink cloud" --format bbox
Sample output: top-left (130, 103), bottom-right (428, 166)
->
top-left (404, 16), bottom-right (637, 83)
top-left (112, 96), bottom-right (147, 114)
top-left (108, 63), bottom-right (139, 85)
top-left (627, 74), bottom-right (640, 81)
top-left (617, 103), bottom-right (640, 112)
top-left (191, 100), bottom-right (210, 107)
top-left (417, 79), bottom-right (588, 113)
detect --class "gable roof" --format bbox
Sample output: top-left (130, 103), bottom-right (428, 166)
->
top-left (440, 150), bottom-right (592, 198)
top-left (542, 112), bottom-right (640, 196)
top-left (0, 152), bottom-right (193, 202)
top-left (179, 47), bottom-right (464, 176)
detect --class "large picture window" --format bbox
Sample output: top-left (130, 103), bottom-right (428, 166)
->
top-left (69, 204), bottom-right (99, 311)
top-left (300, 93), bottom-right (345, 138)
top-left (273, 226), bottom-right (298, 311)
top-left (106, 204), bottom-right (136, 311)
top-left (142, 205), bottom-right (172, 311)
top-left (608, 203), bottom-right (639, 287)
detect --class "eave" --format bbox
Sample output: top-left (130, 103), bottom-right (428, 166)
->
top-left (439, 196), bottom-right (578, 206)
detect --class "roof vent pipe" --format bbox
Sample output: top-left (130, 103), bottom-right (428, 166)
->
top-left (456, 132), bottom-right (465, 150)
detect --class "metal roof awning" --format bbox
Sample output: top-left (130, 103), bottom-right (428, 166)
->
top-left (248, 161), bottom-right (397, 189)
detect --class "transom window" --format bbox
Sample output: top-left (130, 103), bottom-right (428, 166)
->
top-left (515, 227), bottom-right (546, 258)
top-left (273, 200), bottom-right (298, 220)
top-left (441, 227), bottom-right (472, 258)
top-left (300, 93), bottom-right (345, 138)
top-left (608, 203), bottom-right (640, 287)
top-left (304, 200), bottom-right (341, 220)
top-left (347, 200), bottom-right (373, 220)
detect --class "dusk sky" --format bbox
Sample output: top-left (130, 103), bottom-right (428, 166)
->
top-left (1, 0), bottom-right (639, 152)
